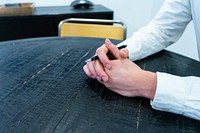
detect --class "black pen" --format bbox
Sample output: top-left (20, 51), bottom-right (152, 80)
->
top-left (85, 44), bottom-right (127, 62)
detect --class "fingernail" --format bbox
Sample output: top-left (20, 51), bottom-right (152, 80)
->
top-left (106, 38), bottom-right (111, 44)
top-left (106, 64), bottom-right (111, 69)
top-left (102, 76), bottom-right (107, 82)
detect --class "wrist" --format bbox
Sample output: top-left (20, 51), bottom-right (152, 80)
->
top-left (139, 70), bottom-right (157, 100)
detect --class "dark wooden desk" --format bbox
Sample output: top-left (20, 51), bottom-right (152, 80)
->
top-left (0, 5), bottom-right (113, 42)
top-left (0, 37), bottom-right (200, 132)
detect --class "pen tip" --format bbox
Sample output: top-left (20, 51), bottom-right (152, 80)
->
top-left (84, 58), bottom-right (91, 63)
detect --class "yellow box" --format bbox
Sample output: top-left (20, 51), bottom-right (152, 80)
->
top-left (0, 3), bottom-right (35, 16)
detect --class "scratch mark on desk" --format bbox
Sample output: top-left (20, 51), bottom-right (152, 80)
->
top-left (136, 100), bottom-right (141, 132)
top-left (23, 63), bottom-right (51, 84)
top-left (30, 75), bottom-right (35, 79)
top-left (61, 52), bottom-right (65, 56)
top-left (83, 51), bottom-right (90, 58)
top-left (82, 42), bottom-right (101, 60)
top-left (31, 63), bottom-right (51, 79)
top-left (83, 45), bottom-right (95, 59)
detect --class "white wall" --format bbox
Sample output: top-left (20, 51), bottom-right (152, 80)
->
top-left (1, 0), bottom-right (198, 61)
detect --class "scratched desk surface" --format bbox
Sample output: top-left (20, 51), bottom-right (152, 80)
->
top-left (0, 37), bottom-right (200, 133)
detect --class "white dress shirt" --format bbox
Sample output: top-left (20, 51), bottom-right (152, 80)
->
top-left (119, 0), bottom-right (200, 120)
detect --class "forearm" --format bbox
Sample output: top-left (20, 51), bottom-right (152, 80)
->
top-left (118, 0), bottom-right (191, 61)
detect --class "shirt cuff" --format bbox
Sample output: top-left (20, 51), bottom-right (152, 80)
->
top-left (151, 72), bottom-right (187, 114)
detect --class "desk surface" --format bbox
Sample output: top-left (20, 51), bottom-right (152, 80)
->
top-left (0, 37), bottom-right (200, 132)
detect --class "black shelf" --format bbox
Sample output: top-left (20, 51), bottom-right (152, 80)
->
top-left (0, 5), bottom-right (113, 41)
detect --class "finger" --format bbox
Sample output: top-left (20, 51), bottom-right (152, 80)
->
top-left (94, 60), bottom-right (109, 82)
top-left (96, 77), bottom-right (104, 84)
top-left (86, 61), bottom-right (97, 78)
top-left (119, 48), bottom-right (129, 59)
top-left (104, 38), bottom-right (121, 59)
top-left (96, 44), bottom-right (111, 70)
top-left (83, 65), bottom-right (92, 78)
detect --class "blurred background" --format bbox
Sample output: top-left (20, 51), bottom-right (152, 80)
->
top-left (0, 0), bottom-right (198, 61)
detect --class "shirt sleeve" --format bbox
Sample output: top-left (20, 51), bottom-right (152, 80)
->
top-left (117, 0), bottom-right (199, 120)
top-left (118, 0), bottom-right (192, 61)
top-left (151, 72), bottom-right (200, 121)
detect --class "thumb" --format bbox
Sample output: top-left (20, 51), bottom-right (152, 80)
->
top-left (119, 48), bottom-right (129, 59)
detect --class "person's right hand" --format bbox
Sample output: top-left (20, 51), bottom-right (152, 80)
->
top-left (83, 39), bottom-right (128, 82)
top-left (99, 58), bottom-right (157, 100)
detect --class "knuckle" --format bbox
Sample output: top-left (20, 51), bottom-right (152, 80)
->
top-left (96, 47), bottom-right (101, 55)
top-left (97, 71), bottom-right (104, 77)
